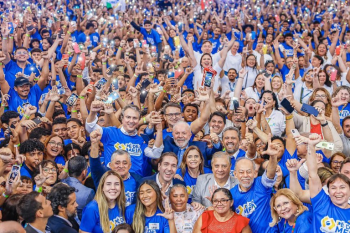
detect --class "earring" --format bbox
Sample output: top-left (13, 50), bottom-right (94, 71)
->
top-left (296, 209), bottom-right (299, 214)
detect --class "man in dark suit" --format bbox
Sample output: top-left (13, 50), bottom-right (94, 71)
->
top-left (47, 183), bottom-right (79, 233)
top-left (141, 152), bottom-right (186, 196)
top-left (17, 191), bottom-right (53, 233)
top-left (163, 121), bottom-right (222, 167)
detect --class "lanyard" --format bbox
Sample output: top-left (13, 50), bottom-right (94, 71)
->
top-left (340, 103), bottom-right (348, 113)
top-left (283, 219), bottom-right (296, 233)
top-left (254, 88), bottom-right (262, 99)
top-left (229, 82), bottom-right (235, 92)
top-left (299, 86), bottom-right (312, 103)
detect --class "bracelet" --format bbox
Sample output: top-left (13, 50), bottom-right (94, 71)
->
top-left (286, 115), bottom-right (293, 120)
top-left (0, 62), bottom-right (3, 66)
top-left (67, 31), bottom-right (71, 35)
top-left (2, 192), bottom-right (9, 198)
top-left (72, 110), bottom-right (78, 113)
top-left (26, 34), bottom-right (30, 37)
top-left (143, 117), bottom-right (146, 124)
top-left (79, 96), bottom-right (85, 99)
top-left (14, 143), bottom-right (20, 148)
top-left (9, 36), bottom-right (13, 39)
top-left (77, 75), bottom-right (83, 78)
top-left (163, 89), bottom-right (167, 93)
top-left (63, 168), bottom-right (69, 173)
top-left (62, 25), bottom-right (67, 28)
top-left (279, 33), bottom-right (282, 36)
top-left (1, 104), bottom-right (5, 106)
top-left (134, 74), bottom-right (138, 77)
top-left (35, 186), bottom-right (43, 193)
top-left (300, 36), bottom-right (304, 39)
top-left (68, 51), bottom-right (72, 55)
top-left (118, 47), bottom-right (122, 50)
top-left (102, 62), bottom-right (107, 65)
top-left (321, 122), bottom-right (328, 127)
top-left (24, 114), bottom-right (30, 120)
top-left (3, 37), bottom-right (7, 40)
top-left (34, 78), bottom-right (39, 81)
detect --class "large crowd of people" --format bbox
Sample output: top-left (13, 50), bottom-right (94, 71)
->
top-left (0, 0), bottom-right (349, 232)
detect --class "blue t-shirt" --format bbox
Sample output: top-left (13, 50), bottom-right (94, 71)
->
top-left (90, 32), bottom-right (100, 47)
top-left (230, 176), bottom-right (273, 232)
top-left (338, 104), bottom-right (350, 126)
top-left (54, 155), bottom-right (66, 166)
top-left (209, 37), bottom-right (221, 54)
top-left (101, 127), bottom-right (148, 176)
top-left (4, 60), bottom-right (37, 87)
top-left (125, 204), bottom-right (170, 233)
top-left (124, 176), bottom-right (137, 206)
top-left (229, 149), bottom-right (246, 176)
top-left (8, 84), bottom-right (43, 117)
top-left (176, 167), bottom-right (212, 203)
top-left (140, 28), bottom-right (162, 47)
top-left (80, 200), bottom-right (125, 233)
top-left (266, 210), bottom-right (312, 233)
top-left (311, 189), bottom-right (350, 233)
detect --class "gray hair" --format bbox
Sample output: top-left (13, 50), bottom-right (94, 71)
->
top-left (222, 126), bottom-right (241, 141)
top-left (211, 151), bottom-right (231, 166)
top-left (234, 157), bottom-right (256, 171)
top-left (173, 121), bottom-right (191, 132)
top-left (121, 104), bottom-right (141, 119)
top-left (111, 150), bottom-right (131, 163)
top-left (169, 184), bottom-right (187, 195)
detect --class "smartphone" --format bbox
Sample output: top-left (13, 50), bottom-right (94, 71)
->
top-left (141, 79), bottom-right (151, 90)
top-left (229, 97), bottom-right (240, 112)
top-left (291, 129), bottom-right (300, 137)
top-left (178, 22), bottom-right (183, 33)
top-left (151, 46), bottom-right (157, 53)
top-left (66, 93), bottom-right (79, 107)
top-left (331, 69), bottom-right (338, 81)
top-left (79, 53), bottom-right (86, 70)
top-left (168, 71), bottom-right (175, 79)
top-left (163, 54), bottom-right (170, 60)
top-left (142, 40), bottom-right (147, 48)
top-left (275, 14), bottom-right (280, 22)
top-left (301, 103), bottom-right (319, 117)
top-left (62, 54), bottom-right (69, 60)
top-left (174, 36), bottom-right (180, 47)
top-left (26, 24), bottom-right (34, 31)
top-left (95, 78), bottom-right (107, 90)
top-left (112, 78), bottom-right (119, 90)
top-left (336, 46), bottom-right (341, 56)
top-left (133, 39), bottom-right (139, 48)
top-left (251, 31), bottom-right (256, 40)
top-left (32, 117), bottom-right (42, 125)
top-left (72, 42), bottom-right (81, 53)
top-left (203, 71), bottom-right (213, 87)
top-left (280, 98), bottom-right (294, 114)
top-left (9, 165), bottom-right (20, 184)
top-left (104, 91), bottom-right (119, 104)
top-left (107, 65), bottom-right (118, 75)
top-left (57, 87), bottom-right (66, 95)
top-left (8, 22), bottom-right (14, 34)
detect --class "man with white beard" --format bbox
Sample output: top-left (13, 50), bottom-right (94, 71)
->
top-left (163, 121), bottom-right (222, 168)
top-left (221, 127), bottom-right (256, 176)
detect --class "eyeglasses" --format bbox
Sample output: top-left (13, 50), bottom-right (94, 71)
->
top-left (256, 142), bottom-right (265, 148)
top-left (274, 201), bottom-right (291, 211)
top-left (16, 51), bottom-right (28, 55)
top-left (48, 141), bottom-right (63, 147)
top-left (212, 199), bottom-right (231, 205)
top-left (183, 94), bottom-right (194, 98)
top-left (165, 112), bottom-right (181, 118)
top-left (332, 160), bottom-right (344, 165)
top-left (43, 168), bottom-right (57, 173)
top-left (315, 94), bottom-right (326, 98)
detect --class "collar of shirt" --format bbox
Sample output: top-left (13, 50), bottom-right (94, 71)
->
top-left (214, 177), bottom-right (231, 189)
top-left (156, 173), bottom-right (173, 191)
top-left (54, 215), bottom-right (72, 227)
top-left (230, 150), bottom-right (240, 159)
top-left (28, 224), bottom-right (45, 233)
top-left (120, 126), bottom-right (137, 136)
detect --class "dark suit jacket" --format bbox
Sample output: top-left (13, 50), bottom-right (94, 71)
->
top-left (140, 173), bottom-right (186, 186)
top-left (47, 215), bottom-right (78, 233)
top-left (162, 136), bottom-right (222, 167)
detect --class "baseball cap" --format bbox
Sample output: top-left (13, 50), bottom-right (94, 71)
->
top-left (14, 77), bottom-right (30, 87)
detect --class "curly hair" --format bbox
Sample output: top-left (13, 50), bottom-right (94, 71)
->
top-left (19, 139), bottom-right (45, 154)
top-left (47, 183), bottom-right (76, 215)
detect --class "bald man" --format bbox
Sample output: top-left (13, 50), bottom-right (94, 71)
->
top-left (0, 221), bottom-right (25, 233)
top-left (162, 121), bottom-right (222, 168)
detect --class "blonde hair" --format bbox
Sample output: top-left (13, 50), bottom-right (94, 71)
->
top-left (269, 189), bottom-right (308, 227)
top-left (95, 170), bottom-right (126, 233)
top-left (132, 180), bottom-right (164, 233)
top-left (271, 76), bottom-right (283, 93)
top-left (308, 87), bottom-right (332, 117)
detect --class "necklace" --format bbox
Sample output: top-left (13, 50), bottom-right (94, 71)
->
top-left (283, 219), bottom-right (296, 233)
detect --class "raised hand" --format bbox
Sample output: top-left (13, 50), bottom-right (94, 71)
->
top-left (286, 158), bottom-right (305, 172)
top-left (209, 127), bottom-right (220, 144)
top-left (261, 133), bottom-right (279, 158)
top-left (205, 185), bottom-right (218, 202)
top-left (90, 129), bottom-right (102, 144)
top-left (239, 68), bottom-right (247, 78)
top-left (0, 148), bottom-right (13, 164)
top-left (308, 133), bottom-right (322, 146)
top-left (102, 103), bottom-right (114, 115)
top-left (246, 119), bottom-right (258, 130)
top-left (34, 165), bottom-right (48, 187)
top-left (191, 202), bottom-right (205, 211)
top-left (194, 87), bottom-right (210, 102)
top-left (157, 197), bottom-right (175, 220)
top-left (90, 101), bottom-right (104, 112)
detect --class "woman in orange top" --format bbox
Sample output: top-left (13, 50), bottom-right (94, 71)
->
top-left (193, 188), bottom-right (251, 233)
